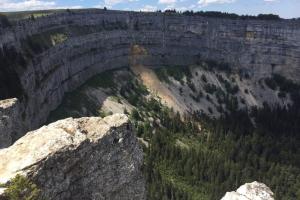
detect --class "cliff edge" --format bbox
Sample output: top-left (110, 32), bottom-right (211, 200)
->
top-left (0, 114), bottom-right (145, 200)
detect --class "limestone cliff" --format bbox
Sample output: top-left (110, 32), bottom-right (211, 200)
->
top-left (221, 181), bottom-right (274, 200)
top-left (0, 98), bottom-right (23, 148)
top-left (0, 114), bottom-right (145, 200)
top-left (0, 9), bottom-right (300, 147)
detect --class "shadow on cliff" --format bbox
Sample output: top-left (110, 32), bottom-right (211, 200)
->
top-left (46, 71), bottom-right (116, 124)
top-left (0, 46), bottom-right (25, 100)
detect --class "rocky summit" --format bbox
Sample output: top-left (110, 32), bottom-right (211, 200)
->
top-left (221, 181), bottom-right (274, 200)
top-left (0, 114), bottom-right (145, 200)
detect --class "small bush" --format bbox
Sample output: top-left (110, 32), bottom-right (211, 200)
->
top-left (208, 107), bottom-right (213, 114)
top-left (278, 91), bottom-right (286, 98)
top-left (204, 83), bottom-right (217, 94)
top-left (3, 175), bottom-right (40, 200)
top-left (206, 94), bottom-right (211, 102)
top-left (240, 98), bottom-right (246, 104)
top-left (179, 88), bottom-right (183, 95)
top-left (131, 109), bottom-right (141, 121)
top-left (224, 81), bottom-right (239, 94)
top-left (216, 74), bottom-right (225, 83)
top-left (155, 68), bottom-right (170, 83)
top-left (187, 81), bottom-right (196, 92)
top-left (201, 74), bottom-right (207, 83)
top-left (265, 77), bottom-right (277, 90)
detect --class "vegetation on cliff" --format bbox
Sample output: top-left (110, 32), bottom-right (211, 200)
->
top-left (164, 9), bottom-right (281, 20)
top-left (143, 85), bottom-right (300, 200)
top-left (1, 175), bottom-right (40, 200)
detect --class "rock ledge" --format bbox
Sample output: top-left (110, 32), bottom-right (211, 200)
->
top-left (221, 181), bottom-right (274, 200)
top-left (0, 114), bottom-right (145, 200)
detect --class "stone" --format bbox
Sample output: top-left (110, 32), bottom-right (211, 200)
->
top-left (0, 114), bottom-right (145, 200)
top-left (221, 181), bottom-right (274, 200)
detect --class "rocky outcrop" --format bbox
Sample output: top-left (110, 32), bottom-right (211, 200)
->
top-left (0, 98), bottom-right (24, 148)
top-left (221, 181), bottom-right (274, 200)
top-left (0, 9), bottom-right (300, 147)
top-left (0, 114), bottom-right (145, 200)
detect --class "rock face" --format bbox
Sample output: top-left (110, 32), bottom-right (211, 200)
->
top-left (0, 9), bottom-right (300, 147)
top-left (0, 114), bottom-right (145, 200)
top-left (221, 181), bottom-right (274, 200)
top-left (0, 98), bottom-right (24, 148)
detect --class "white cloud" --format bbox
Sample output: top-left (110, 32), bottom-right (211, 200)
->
top-left (163, 3), bottom-right (196, 11)
top-left (140, 5), bottom-right (157, 12)
top-left (264, 0), bottom-right (278, 2)
top-left (158, 0), bottom-right (176, 5)
top-left (0, 0), bottom-right (82, 11)
top-left (99, 0), bottom-right (139, 8)
top-left (0, 0), bottom-right (56, 11)
top-left (104, 0), bottom-right (123, 6)
top-left (198, 0), bottom-right (236, 6)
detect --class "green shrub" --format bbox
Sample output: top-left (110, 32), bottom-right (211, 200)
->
top-left (155, 68), bottom-right (170, 83)
top-left (127, 93), bottom-right (139, 106)
top-left (240, 98), bottom-right (246, 104)
top-left (187, 81), bottom-right (196, 92)
top-left (201, 74), bottom-right (207, 83)
top-left (179, 88), bottom-right (183, 95)
top-left (273, 74), bottom-right (299, 93)
top-left (85, 70), bottom-right (115, 89)
top-left (206, 94), bottom-right (211, 102)
top-left (205, 60), bottom-right (231, 72)
top-left (265, 77), bottom-right (277, 90)
top-left (3, 175), bottom-right (40, 200)
top-left (131, 109), bottom-right (141, 121)
top-left (278, 91), bottom-right (286, 98)
top-left (224, 81), bottom-right (239, 94)
top-left (155, 66), bottom-right (192, 83)
top-left (204, 83), bottom-right (217, 94)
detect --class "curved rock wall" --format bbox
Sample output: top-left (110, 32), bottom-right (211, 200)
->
top-left (0, 9), bottom-right (300, 147)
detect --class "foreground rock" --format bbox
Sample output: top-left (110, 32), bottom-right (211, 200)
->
top-left (221, 181), bottom-right (274, 200)
top-left (0, 114), bottom-right (145, 200)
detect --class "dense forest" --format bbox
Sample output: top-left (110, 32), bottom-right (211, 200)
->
top-left (46, 66), bottom-right (300, 200)
top-left (141, 97), bottom-right (300, 199)
top-left (163, 10), bottom-right (282, 20)
top-left (138, 77), bottom-right (300, 199)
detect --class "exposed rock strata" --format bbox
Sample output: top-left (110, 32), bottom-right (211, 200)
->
top-left (0, 114), bottom-right (145, 200)
top-left (0, 9), bottom-right (300, 147)
top-left (221, 181), bottom-right (274, 200)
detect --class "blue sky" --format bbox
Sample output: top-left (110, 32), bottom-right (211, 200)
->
top-left (0, 0), bottom-right (299, 19)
